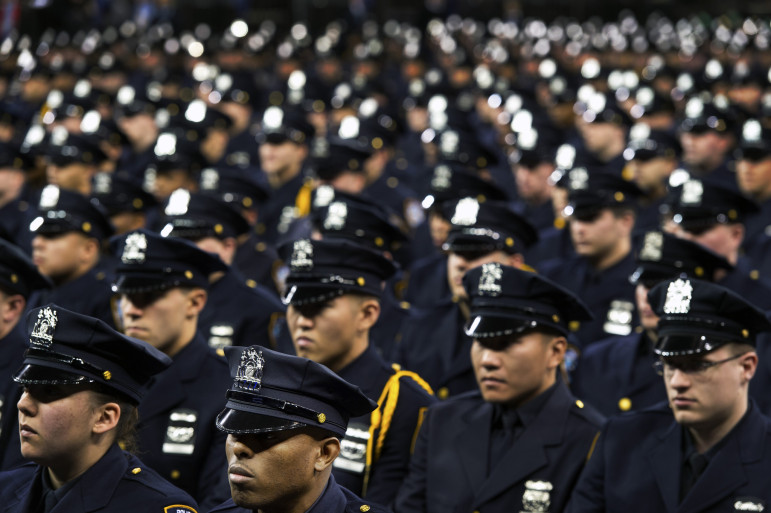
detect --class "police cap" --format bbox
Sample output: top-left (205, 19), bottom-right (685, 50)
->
top-left (649, 278), bottom-right (771, 356)
top-left (198, 167), bottom-right (270, 209)
top-left (45, 127), bottom-right (107, 167)
top-left (736, 119), bottom-right (771, 162)
top-left (14, 304), bottom-right (171, 403)
top-left (665, 177), bottom-right (759, 232)
top-left (112, 229), bottom-right (227, 294)
top-left (160, 188), bottom-right (250, 240)
top-left (442, 198), bottom-right (538, 256)
top-left (31, 185), bottom-right (114, 242)
top-left (463, 263), bottom-right (592, 339)
top-left (423, 163), bottom-right (509, 210)
top-left (0, 239), bottom-right (52, 298)
top-left (564, 168), bottom-right (643, 220)
top-left (257, 105), bottom-right (314, 145)
top-left (278, 238), bottom-right (397, 306)
top-left (216, 346), bottom-right (377, 437)
top-left (91, 172), bottom-right (158, 215)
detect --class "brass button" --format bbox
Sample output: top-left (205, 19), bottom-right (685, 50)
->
top-left (438, 387), bottom-right (449, 400)
top-left (360, 506), bottom-right (371, 512)
top-left (171, 470), bottom-right (180, 479)
top-left (618, 397), bottom-right (632, 412)
top-left (132, 467), bottom-right (141, 474)
top-left (575, 400), bottom-right (585, 409)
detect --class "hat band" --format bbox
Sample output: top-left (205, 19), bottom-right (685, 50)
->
top-left (226, 390), bottom-right (345, 431)
top-left (25, 347), bottom-right (106, 377)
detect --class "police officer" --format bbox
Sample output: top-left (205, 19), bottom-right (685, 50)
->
top-left (541, 170), bottom-right (643, 347)
top-left (90, 171), bottom-right (158, 236)
top-left (160, 188), bottom-right (286, 350)
top-left (0, 240), bottom-right (51, 471)
top-left (28, 185), bottom-right (116, 327)
top-left (396, 264), bottom-right (604, 513)
top-left (572, 231), bottom-right (733, 417)
top-left (567, 279), bottom-right (771, 512)
top-left (0, 304), bottom-right (198, 512)
top-left (279, 238), bottom-right (435, 505)
top-left (209, 346), bottom-right (390, 513)
top-left (112, 229), bottom-right (232, 509)
top-left (398, 197), bottom-right (538, 398)
top-left (43, 127), bottom-right (108, 196)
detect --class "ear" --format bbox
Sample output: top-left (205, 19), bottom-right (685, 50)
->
top-left (357, 298), bottom-right (381, 331)
top-left (314, 437), bottom-right (341, 472)
top-left (728, 223), bottom-right (745, 247)
top-left (92, 402), bottom-right (121, 435)
top-left (740, 351), bottom-right (758, 384)
top-left (81, 236), bottom-right (100, 260)
top-left (504, 252), bottom-right (525, 269)
top-left (186, 288), bottom-right (208, 316)
top-left (546, 335), bottom-right (567, 370)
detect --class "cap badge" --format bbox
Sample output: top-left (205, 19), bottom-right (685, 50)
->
top-left (681, 179), bottom-right (703, 205)
top-left (165, 189), bottom-right (191, 216)
top-left (431, 165), bottom-right (452, 191)
top-left (235, 347), bottom-right (265, 391)
top-left (200, 168), bottom-right (219, 191)
top-left (478, 263), bottom-right (502, 296)
top-left (743, 120), bottom-right (762, 142)
top-left (439, 130), bottom-right (459, 156)
top-left (39, 185), bottom-right (60, 209)
top-left (664, 278), bottom-right (693, 314)
top-left (291, 240), bottom-right (314, 270)
top-left (451, 197), bottom-right (480, 226)
top-left (313, 185), bottom-right (336, 208)
top-left (93, 173), bottom-right (112, 194)
top-left (522, 480), bottom-right (553, 513)
top-left (323, 201), bottom-right (348, 231)
top-left (121, 232), bottom-right (148, 264)
top-left (640, 232), bottom-right (663, 261)
top-left (569, 167), bottom-right (589, 191)
top-left (30, 307), bottom-right (58, 348)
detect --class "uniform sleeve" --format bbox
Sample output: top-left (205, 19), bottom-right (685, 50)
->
top-left (394, 404), bottom-right (433, 513)
top-left (564, 421), bottom-right (609, 513)
top-left (365, 381), bottom-right (435, 507)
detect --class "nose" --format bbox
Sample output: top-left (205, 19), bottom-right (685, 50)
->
top-left (667, 367), bottom-right (691, 390)
top-left (17, 389), bottom-right (37, 417)
top-left (120, 297), bottom-right (143, 319)
top-left (478, 347), bottom-right (502, 369)
top-left (228, 434), bottom-right (254, 460)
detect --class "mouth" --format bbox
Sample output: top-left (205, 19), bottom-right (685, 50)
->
top-left (672, 396), bottom-right (696, 408)
top-left (295, 337), bottom-right (314, 349)
top-left (228, 465), bottom-right (255, 485)
top-left (19, 424), bottom-right (37, 438)
top-left (479, 376), bottom-right (506, 387)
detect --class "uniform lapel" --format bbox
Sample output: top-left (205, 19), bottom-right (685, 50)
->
top-left (472, 383), bottom-right (572, 507)
top-left (456, 402), bottom-right (493, 494)
top-left (646, 421), bottom-right (681, 513)
top-left (51, 445), bottom-right (127, 512)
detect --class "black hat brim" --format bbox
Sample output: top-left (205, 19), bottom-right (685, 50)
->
top-left (13, 363), bottom-right (92, 386)
top-left (216, 407), bottom-right (305, 434)
top-left (654, 334), bottom-right (738, 357)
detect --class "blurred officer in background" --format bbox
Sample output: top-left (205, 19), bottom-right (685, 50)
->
top-left (209, 346), bottom-right (390, 513)
top-left (112, 229), bottom-right (232, 510)
top-left (0, 304), bottom-right (198, 512)
top-left (568, 279), bottom-right (771, 512)
top-left (28, 185), bottom-right (116, 327)
top-left (0, 239), bottom-right (51, 471)
top-left (279, 238), bottom-right (435, 505)
top-left (397, 264), bottom-right (604, 513)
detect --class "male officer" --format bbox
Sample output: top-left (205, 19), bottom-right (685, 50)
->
top-left (541, 170), bottom-right (642, 347)
top-left (0, 304), bottom-right (198, 511)
top-left (572, 232), bottom-right (733, 417)
top-left (90, 171), bottom-right (158, 236)
top-left (28, 185), bottom-right (116, 327)
top-left (567, 279), bottom-right (771, 512)
top-left (279, 238), bottom-right (435, 505)
top-left (396, 264), bottom-right (604, 513)
top-left (0, 240), bottom-right (51, 471)
top-left (112, 229), bottom-right (232, 510)
top-left (399, 197), bottom-right (538, 399)
top-left (44, 127), bottom-right (108, 196)
top-left (677, 97), bottom-right (737, 187)
top-left (209, 346), bottom-right (391, 513)
top-left (160, 188), bottom-right (285, 349)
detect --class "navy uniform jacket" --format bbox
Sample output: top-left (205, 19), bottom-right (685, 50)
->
top-left (527, 224), bottom-right (575, 273)
top-left (743, 199), bottom-right (771, 281)
top-left (210, 474), bottom-right (392, 513)
top-left (256, 172), bottom-right (309, 245)
top-left (334, 346), bottom-right (435, 506)
top-left (0, 323), bottom-right (25, 471)
top-left (233, 235), bottom-right (282, 297)
top-left (567, 401), bottom-right (771, 513)
top-left (198, 268), bottom-right (285, 350)
top-left (362, 174), bottom-right (424, 232)
top-left (136, 334), bottom-right (231, 511)
top-left (0, 198), bottom-right (36, 255)
top-left (27, 268), bottom-right (116, 328)
top-left (403, 254), bottom-right (449, 309)
top-left (0, 444), bottom-right (198, 513)
top-left (396, 382), bottom-right (605, 513)
top-left (370, 288), bottom-right (411, 364)
top-left (571, 330), bottom-right (666, 417)
top-left (542, 252), bottom-right (638, 348)
top-left (397, 301), bottom-right (478, 400)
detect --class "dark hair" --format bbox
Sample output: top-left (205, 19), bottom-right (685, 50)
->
top-left (90, 386), bottom-right (140, 454)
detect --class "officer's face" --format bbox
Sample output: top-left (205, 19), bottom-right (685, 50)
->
top-left (120, 287), bottom-right (200, 357)
top-left (679, 132), bottom-right (729, 169)
top-left (225, 428), bottom-right (336, 510)
top-left (662, 346), bottom-right (756, 432)
top-left (471, 332), bottom-right (565, 407)
top-left (569, 209), bottom-right (630, 262)
top-left (514, 162), bottom-right (554, 204)
top-left (287, 295), bottom-right (375, 373)
top-left (448, 250), bottom-right (520, 299)
top-left (736, 157), bottom-right (771, 200)
top-left (17, 384), bottom-right (104, 469)
top-left (668, 222), bottom-right (743, 263)
top-left (259, 141), bottom-right (306, 176)
top-left (46, 162), bottom-right (93, 195)
top-left (628, 157), bottom-right (676, 193)
top-left (32, 232), bottom-right (95, 284)
top-left (635, 283), bottom-right (659, 330)
top-left (428, 211), bottom-right (451, 248)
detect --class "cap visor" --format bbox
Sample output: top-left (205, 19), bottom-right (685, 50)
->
top-left (216, 407), bottom-right (305, 434)
top-left (13, 363), bottom-right (92, 385)
top-left (465, 314), bottom-right (540, 339)
top-left (654, 334), bottom-right (734, 356)
top-left (282, 284), bottom-right (344, 306)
